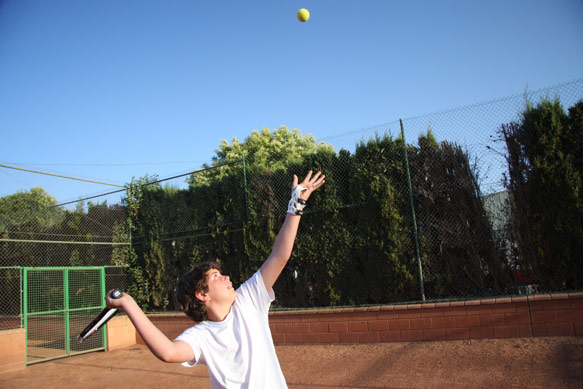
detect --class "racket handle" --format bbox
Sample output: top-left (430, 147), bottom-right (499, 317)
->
top-left (77, 289), bottom-right (123, 343)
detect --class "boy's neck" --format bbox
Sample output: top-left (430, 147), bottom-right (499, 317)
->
top-left (206, 301), bottom-right (234, 322)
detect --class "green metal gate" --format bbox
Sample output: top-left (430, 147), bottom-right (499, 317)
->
top-left (23, 267), bottom-right (110, 365)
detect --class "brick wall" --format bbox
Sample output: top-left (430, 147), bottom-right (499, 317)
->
top-left (0, 318), bottom-right (135, 374)
top-left (107, 314), bottom-right (136, 351)
top-left (135, 314), bottom-right (188, 345)
top-left (2, 294), bottom-right (579, 373)
top-left (138, 293), bottom-right (583, 345)
top-left (0, 328), bottom-right (25, 373)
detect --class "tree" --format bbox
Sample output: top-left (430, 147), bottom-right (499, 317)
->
top-left (500, 98), bottom-right (583, 290)
top-left (268, 150), bottom-right (348, 307)
top-left (121, 175), bottom-right (164, 309)
top-left (0, 188), bottom-right (62, 266)
top-left (411, 131), bottom-right (511, 298)
top-left (334, 134), bottom-right (413, 304)
top-left (187, 126), bottom-right (334, 186)
top-left (0, 187), bottom-right (60, 233)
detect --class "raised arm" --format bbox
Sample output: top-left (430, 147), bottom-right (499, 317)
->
top-left (106, 292), bottom-right (194, 363)
top-left (260, 170), bottom-right (325, 291)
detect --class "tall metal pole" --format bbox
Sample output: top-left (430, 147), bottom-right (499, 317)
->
top-left (100, 267), bottom-right (108, 350)
top-left (64, 269), bottom-right (70, 356)
top-left (400, 119), bottom-right (426, 302)
top-left (23, 267), bottom-right (29, 364)
top-left (242, 155), bottom-right (249, 223)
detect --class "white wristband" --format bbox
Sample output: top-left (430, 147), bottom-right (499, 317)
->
top-left (287, 186), bottom-right (307, 215)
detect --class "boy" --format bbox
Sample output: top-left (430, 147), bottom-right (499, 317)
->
top-left (106, 170), bottom-right (325, 388)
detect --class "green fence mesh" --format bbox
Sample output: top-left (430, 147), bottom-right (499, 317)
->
top-left (21, 267), bottom-right (115, 364)
top-left (25, 268), bottom-right (66, 364)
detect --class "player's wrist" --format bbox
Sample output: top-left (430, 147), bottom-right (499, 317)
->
top-left (109, 293), bottom-right (132, 309)
top-left (287, 186), bottom-right (307, 215)
top-left (121, 294), bottom-right (136, 308)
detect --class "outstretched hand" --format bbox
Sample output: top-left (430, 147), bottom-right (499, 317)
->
top-left (292, 170), bottom-right (326, 201)
top-left (261, 170), bottom-right (326, 291)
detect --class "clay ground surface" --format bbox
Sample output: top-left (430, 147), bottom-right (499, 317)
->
top-left (1, 336), bottom-right (582, 388)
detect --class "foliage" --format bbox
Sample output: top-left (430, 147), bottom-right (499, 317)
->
top-left (334, 135), bottom-right (412, 304)
top-left (0, 187), bottom-right (61, 233)
top-left (499, 98), bottom-right (583, 290)
top-left (0, 188), bottom-right (61, 267)
top-left (124, 125), bottom-right (502, 309)
top-left (187, 126), bottom-right (334, 186)
top-left (10, 109), bottom-right (569, 308)
top-left (122, 175), bottom-right (163, 308)
top-left (411, 131), bottom-right (512, 297)
top-left (0, 187), bottom-right (129, 270)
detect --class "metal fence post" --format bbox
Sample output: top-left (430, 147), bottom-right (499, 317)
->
top-left (64, 269), bottom-right (70, 356)
top-left (23, 267), bottom-right (28, 364)
top-left (400, 119), bottom-right (426, 302)
top-left (19, 266), bottom-right (24, 328)
top-left (100, 267), bottom-right (108, 351)
top-left (242, 155), bottom-right (249, 223)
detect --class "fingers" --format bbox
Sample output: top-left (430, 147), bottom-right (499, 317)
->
top-left (304, 170), bottom-right (324, 188)
top-left (312, 174), bottom-right (325, 189)
top-left (310, 171), bottom-right (324, 186)
top-left (294, 170), bottom-right (325, 202)
top-left (293, 170), bottom-right (326, 189)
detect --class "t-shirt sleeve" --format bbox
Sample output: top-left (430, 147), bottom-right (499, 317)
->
top-left (236, 270), bottom-right (275, 317)
top-left (174, 327), bottom-right (203, 367)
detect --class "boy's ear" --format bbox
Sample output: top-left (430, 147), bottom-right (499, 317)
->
top-left (195, 290), bottom-right (209, 303)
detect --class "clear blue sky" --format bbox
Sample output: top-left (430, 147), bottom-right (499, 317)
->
top-left (1, 0), bottom-right (582, 205)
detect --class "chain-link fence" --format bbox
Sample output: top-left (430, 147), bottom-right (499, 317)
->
top-left (0, 190), bottom-right (130, 332)
top-left (1, 79), bottom-right (582, 321)
top-left (122, 78), bottom-right (582, 312)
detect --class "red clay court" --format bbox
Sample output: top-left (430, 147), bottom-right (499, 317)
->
top-left (1, 336), bottom-right (582, 388)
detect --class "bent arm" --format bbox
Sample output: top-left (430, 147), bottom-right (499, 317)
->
top-left (107, 293), bottom-right (194, 363)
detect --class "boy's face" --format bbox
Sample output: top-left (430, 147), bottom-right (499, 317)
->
top-left (202, 269), bottom-right (237, 305)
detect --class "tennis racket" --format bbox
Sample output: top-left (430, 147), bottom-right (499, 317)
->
top-left (77, 289), bottom-right (122, 343)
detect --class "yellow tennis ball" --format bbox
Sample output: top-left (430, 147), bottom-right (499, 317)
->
top-left (297, 8), bottom-right (310, 22)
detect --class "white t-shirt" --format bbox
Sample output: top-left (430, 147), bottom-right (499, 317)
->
top-left (175, 270), bottom-right (287, 389)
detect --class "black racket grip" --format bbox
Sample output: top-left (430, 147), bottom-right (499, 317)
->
top-left (77, 289), bottom-right (123, 343)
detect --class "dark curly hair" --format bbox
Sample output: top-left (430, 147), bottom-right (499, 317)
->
top-left (175, 260), bottom-right (222, 324)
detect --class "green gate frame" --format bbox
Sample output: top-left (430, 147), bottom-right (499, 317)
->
top-left (22, 267), bottom-right (110, 365)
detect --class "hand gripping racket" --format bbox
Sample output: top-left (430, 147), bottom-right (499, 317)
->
top-left (77, 289), bottom-right (122, 343)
